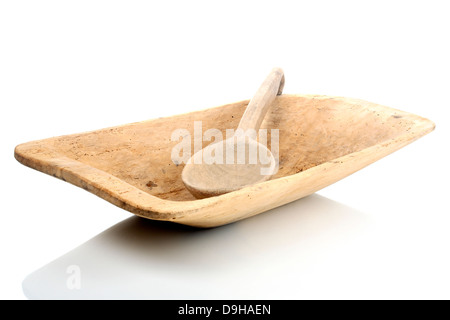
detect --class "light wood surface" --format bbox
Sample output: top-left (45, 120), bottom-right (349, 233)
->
top-left (182, 68), bottom-right (285, 198)
top-left (14, 95), bottom-right (435, 227)
top-left (237, 67), bottom-right (285, 132)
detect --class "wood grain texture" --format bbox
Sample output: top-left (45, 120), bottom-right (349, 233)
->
top-left (14, 95), bottom-right (435, 227)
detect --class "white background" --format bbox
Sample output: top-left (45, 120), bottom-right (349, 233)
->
top-left (1, 0), bottom-right (449, 299)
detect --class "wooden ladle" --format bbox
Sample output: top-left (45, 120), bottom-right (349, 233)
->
top-left (182, 68), bottom-right (285, 198)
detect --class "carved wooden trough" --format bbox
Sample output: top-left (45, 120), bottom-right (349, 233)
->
top-left (15, 94), bottom-right (434, 227)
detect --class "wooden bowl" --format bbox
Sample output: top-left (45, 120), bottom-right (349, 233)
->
top-left (15, 95), bottom-right (435, 227)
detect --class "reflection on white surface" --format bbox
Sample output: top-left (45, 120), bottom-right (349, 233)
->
top-left (23, 194), bottom-right (369, 300)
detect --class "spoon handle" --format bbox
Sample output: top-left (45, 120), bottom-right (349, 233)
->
top-left (237, 68), bottom-right (285, 132)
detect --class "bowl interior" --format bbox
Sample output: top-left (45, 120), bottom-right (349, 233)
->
top-left (47, 95), bottom-right (424, 201)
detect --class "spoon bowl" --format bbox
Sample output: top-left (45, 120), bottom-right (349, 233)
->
top-left (182, 137), bottom-right (277, 198)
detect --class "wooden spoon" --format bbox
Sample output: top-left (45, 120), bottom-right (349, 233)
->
top-left (182, 68), bottom-right (285, 199)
